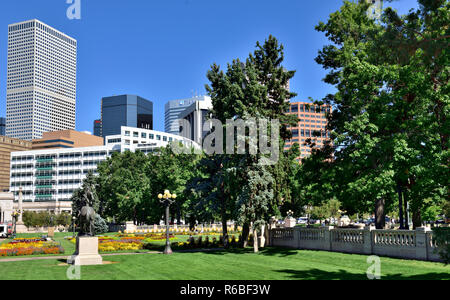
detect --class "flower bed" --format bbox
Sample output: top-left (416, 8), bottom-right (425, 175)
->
top-left (0, 238), bottom-right (64, 257)
top-left (67, 233), bottom-right (176, 252)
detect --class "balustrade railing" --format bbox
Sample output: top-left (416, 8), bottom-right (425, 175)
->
top-left (332, 229), bottom-right (364, 244)
top-left (269, 226), bottom-right (441, 262)
top-left (373, 230), bottom-right (415, 247)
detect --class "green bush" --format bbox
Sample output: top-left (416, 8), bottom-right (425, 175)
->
top-left (432, 227), bottom-right (450, 264)
top-left (93, 215), bottom-right (109, 235)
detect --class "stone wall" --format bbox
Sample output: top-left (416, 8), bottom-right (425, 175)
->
top-left (270, 226), bottom-right (442, 262)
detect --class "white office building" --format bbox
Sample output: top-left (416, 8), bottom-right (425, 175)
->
top-left (179, 98), bottom-right (213, 145)
top-left (164, 96), bottom-right (210, 136)
top-left (6, 19), bottom-right (77, 141)
top-left (9, 127), bottom-right (199, 213)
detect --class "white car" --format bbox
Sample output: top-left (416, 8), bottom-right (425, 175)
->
top-left (297, 217), bottom-right (308, 224)
top-left (0, 224), bottom-right (11, 238)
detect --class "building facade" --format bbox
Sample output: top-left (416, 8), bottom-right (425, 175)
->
top-left (93, 119), bottom-right (102, 137)
top-left (101, 95), bottom-right (153, 138)
top-left (179, 98), bottom-right (213, 145)
top-left (164, 96), bottom-right (208, 136)
top-left (10, 127), bottom-right (199, 213)
top-left (0, 136), bottom-right (32, 192)
top-left (284, 102), bottom-right (332, 160)
top-left (0, 118), bottom-right (6, 136)
top-left (6, 20), bottom-right (77, 141)
top-left (32, 130), bottom-right (104, 150)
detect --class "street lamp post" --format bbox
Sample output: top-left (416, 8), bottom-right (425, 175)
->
top-left (11, 211), bottom-right (19, 239)
top-left (158, 190), bottom-right (177, 255)
top-left (72, 216), bottom-right (77, 238)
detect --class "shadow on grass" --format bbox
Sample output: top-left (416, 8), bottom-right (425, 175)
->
top-left (275, 268), bottom-right (450, 280)
top-left (185, 247), bottom-right (299, 257)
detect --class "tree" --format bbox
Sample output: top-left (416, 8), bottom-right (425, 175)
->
top-left (310, 0), bottom-right (449, 229)
top-left (205, 35), bottom-right (298, 252)
top-left (187, 154), bottom-right (238, 248)
top-left (147, 146), bottom-right (201, 226)
top-left (96, 151), bottom-right (151, 224)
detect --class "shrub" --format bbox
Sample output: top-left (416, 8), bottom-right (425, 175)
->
top-left (432, 227), bottom-right (450, 264)
top-left (93, 215), bottom-right (109, 235)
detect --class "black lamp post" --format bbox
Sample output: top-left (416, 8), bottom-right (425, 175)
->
top-left (11, 211), bottom-right (18, 239)
top-left (72, 216), bottom-right (77, 238)
top-left (158, 190), bottom-right (177, 255)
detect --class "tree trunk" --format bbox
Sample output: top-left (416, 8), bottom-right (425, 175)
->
top-left (264, 223), bottom-right (270, 246)
top-left (397, 184), bottom-right (404, 229)
top-left (259, 224), bottom-right (266, 248)
top-left (241, 223), bottom-right (250, 248)
top-left (375, 198), bottom-right (385, 229)
top-left (412, 209), bottom-right (422, 229)
top-left (404, 193), bottom-right (409, 230)
top-left (253, 226), bottom-right (259, 253)
top-left (221, 213), bottom-right (229, 249)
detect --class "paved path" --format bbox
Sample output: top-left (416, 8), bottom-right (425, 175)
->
top-left (0, 251), bottom-right (161, 263)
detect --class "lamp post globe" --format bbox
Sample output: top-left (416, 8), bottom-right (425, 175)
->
top-left (159, 189), bottom-right (176, 255)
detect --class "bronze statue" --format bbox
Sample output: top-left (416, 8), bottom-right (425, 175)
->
top-left (77, 184), bottom-right (97, 236)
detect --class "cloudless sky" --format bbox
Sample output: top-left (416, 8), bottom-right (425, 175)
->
top-left (0, 0), bottom-right (418, 133)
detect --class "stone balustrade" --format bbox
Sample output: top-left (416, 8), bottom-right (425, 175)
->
top-left (270, 226), bottom-right (442, 262)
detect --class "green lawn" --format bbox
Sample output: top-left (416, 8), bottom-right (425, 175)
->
top-left (0, 247), bottom-right (448, 280)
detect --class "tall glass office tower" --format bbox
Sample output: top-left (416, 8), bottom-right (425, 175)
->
top-left (6, 20), bottom-right (77, 141)
top-left (101, 95), bottom-right (153, 137)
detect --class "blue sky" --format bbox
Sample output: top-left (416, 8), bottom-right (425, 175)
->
top-left (0, 0), bottom-right (418, 133)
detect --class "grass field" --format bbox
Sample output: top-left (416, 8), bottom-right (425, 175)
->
top-left (0, 247), bottom-right (448, 280)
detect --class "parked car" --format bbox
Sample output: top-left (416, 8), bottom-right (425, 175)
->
top-left (364, 218), bottom-right (375, 225)
top-left (297, 217), bottom-right (308, 225)
top-left (0, 223), bottom-right (12, 238)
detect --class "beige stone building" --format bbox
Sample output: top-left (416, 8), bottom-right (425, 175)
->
top-left (32, 130), bottom-right (104, 150)
top-left (0, 136), bottom-right (32, 192)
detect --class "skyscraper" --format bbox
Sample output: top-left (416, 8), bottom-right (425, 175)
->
top-left (6, 20), bottom-right (77, 141)
top-left (0, 118), bottom-right (6, 136)
top-left (165, 96), bottom-right (209, 136)
top-left (101, 95), bottom-right (153, 137)
top-left (179, 97), bottom-right (213, 145)
top-left (93, 119), bottom-right (102, 137)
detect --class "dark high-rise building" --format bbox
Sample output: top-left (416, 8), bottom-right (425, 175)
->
top-left (0, 118), bottom-right (6, 136)
top-left (101, 95), bottom-right (153, 138)
top-left (93, 119), bottom-right (102, 137)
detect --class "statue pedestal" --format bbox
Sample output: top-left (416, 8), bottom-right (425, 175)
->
top-left (284, 217), bottom-right (296, 228)
top-left (15, 222), bottom-right (28, 234)
top-left (67, 236), bottom-right (103, 266)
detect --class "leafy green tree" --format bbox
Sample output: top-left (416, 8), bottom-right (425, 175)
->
top-left (95, 151), bottom-right (151, 224)
top-left (187, 154), bottom-right (238, 247)
top-left (309, 0), bottom-right (448, 229)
